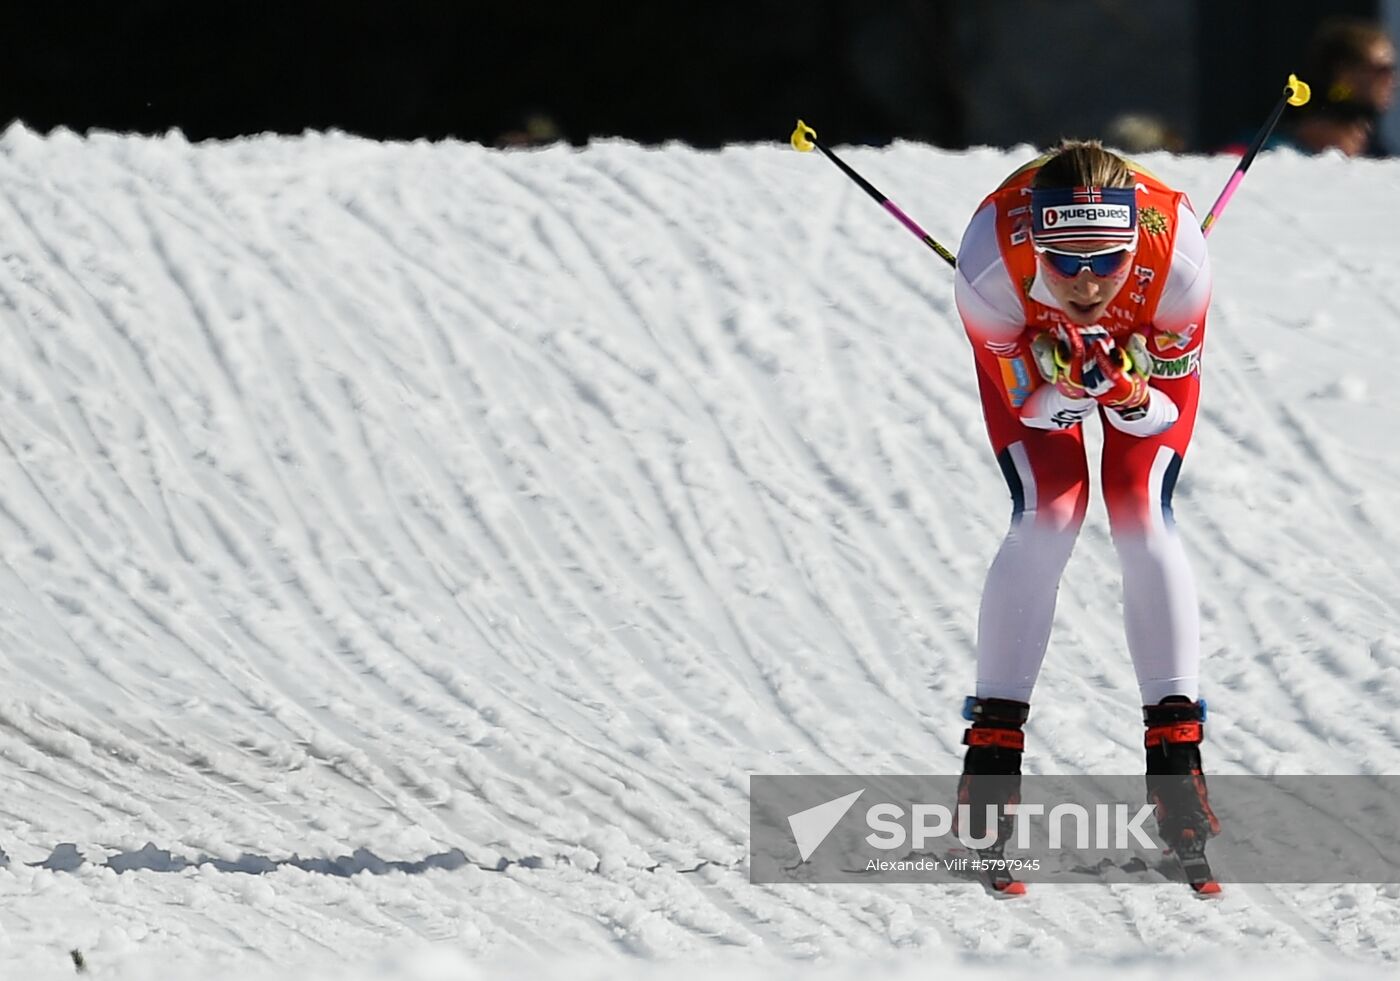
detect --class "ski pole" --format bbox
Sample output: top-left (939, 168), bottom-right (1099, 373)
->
top-left (1200, 74), bottom-right (1310, 237)
top-left (790, 120), bottom-right (957, 268)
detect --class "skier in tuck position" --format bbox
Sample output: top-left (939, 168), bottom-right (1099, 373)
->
top-left (952, 140), bottom-right (1220, 888)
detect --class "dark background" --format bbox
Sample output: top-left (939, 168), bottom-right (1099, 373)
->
top-left (0, 0), bottom-right (1384, 150)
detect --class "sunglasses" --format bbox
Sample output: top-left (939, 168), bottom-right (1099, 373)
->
top-left (1035, 244), bottom-right (1135, 278)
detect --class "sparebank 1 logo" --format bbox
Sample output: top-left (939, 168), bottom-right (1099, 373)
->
top-left (786, 788), bottom-right (1159, 861)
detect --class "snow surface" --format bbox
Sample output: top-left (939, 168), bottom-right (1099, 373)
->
top-left (0, 123), bottom-right (1398, 978)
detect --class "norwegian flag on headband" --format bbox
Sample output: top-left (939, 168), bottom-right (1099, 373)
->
top-left (1030, 185), bottom-right (1138, 246)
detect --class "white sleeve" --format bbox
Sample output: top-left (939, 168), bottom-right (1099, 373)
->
top-left (1104, 388), bottom-right (1181, 436)
top-left (1021, 384), bottom-right (1180, 437)
top-left (953, 203), bottom-right (1026, 346)
top-left (1019, 384), bottom-right (1097, 431)
top-left (1152, 200), bottom-right (1212, 340)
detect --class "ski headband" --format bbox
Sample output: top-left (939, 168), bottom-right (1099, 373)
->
top-left (1030, 185), bottom-right (1138, 247)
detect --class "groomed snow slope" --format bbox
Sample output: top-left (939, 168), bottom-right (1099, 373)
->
top-left (1, 124), bottom-right (1399, 978)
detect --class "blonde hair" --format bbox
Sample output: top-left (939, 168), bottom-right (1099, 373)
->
top-left (1031, 140), bottom-right (1134, 190)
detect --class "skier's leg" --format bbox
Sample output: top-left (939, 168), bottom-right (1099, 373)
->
top-left (1144, 696), bottom-right (1221, 856)
top-left (1100, 373), bottom-right (1203, 704)
top-left (973, 366), bottom-right (1090, 703)
top-left (1101, 374), bottom-right (1220, 855)
top-left (961, 365), bottom-right (1087, 857)
top-left (959, 364), bottom-right (1087, 885)
top-left (957, 695), bottom-right (1029, 845)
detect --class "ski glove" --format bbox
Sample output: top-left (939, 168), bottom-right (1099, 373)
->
top-left (1031, 326), bottom-right (1152, 417)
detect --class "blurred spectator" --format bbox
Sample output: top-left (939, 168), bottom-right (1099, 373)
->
top-left (1103, 113), bottom-right (1186, 154)
top-left (494, 112), bottom-right (563, 149)
top-left (1302, 17), bottom-right (1396, 155)
top-left (1275, 96), bottom-right (1377, 157)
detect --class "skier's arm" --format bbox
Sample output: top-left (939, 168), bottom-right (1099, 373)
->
top-left (1105, 202), bottom-right (1213, 438)
top-left (954, 204), bottom-right (1043, 415)
top-left (1145, 201), bottom-right (1212, 363)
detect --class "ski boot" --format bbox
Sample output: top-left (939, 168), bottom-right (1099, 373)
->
top-left (957, 695), bottom-right (1030, 895)
top-left (1144, 696), bottom-right (1222, 894)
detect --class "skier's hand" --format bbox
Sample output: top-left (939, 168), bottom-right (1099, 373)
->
top-left (1031, 326), bottom-right (1150, 413)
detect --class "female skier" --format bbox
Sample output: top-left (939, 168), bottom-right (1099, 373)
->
top-left (952, 141), bottom-right (1219, 881)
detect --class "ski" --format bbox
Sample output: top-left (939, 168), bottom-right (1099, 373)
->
top-left (979, 853), bottom-right (1027, 896)
top-left (1172, 834), bottom-right (1222, 896)
top-left (944, 844), bottom-right (1027, 897)
top-left (975, 844), bottom-right (1027, 897)
top-left (839, 846), bottom-right (1028, 895)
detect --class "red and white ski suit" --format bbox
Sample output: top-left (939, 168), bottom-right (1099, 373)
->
top-left (953, 161), bottom-right (1212, 705)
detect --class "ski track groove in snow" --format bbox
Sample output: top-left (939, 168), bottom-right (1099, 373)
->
top-left (0, 130), bottom-right (1398, 977)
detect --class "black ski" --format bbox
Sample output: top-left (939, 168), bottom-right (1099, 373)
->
top-left (944, 844), bottom-right (1027, 896)
top-left (1172, 831), bottom-right (1221, 895)
top-left (976, 841), bottom-right (1027, 896)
